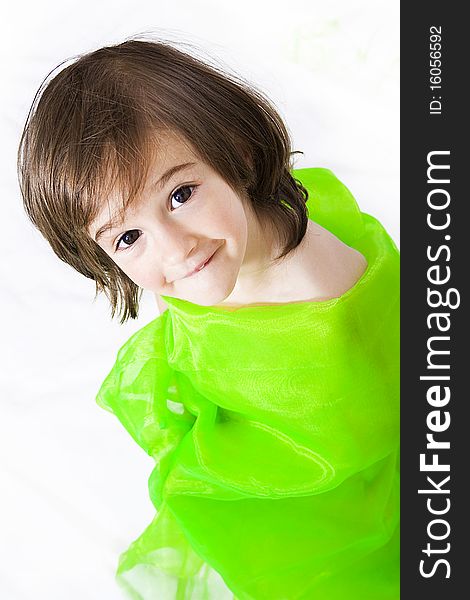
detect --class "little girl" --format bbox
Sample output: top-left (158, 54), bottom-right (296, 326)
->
top-left (17, 38), bottom-right (399, 600)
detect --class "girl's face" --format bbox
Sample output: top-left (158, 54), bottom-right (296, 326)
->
top-left (90, 131), bottom-right (265, 307)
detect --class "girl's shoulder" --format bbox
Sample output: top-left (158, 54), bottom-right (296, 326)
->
top-left (114, 311), bottom-right (168, 366)
top-left (292, 167), bottom-right (366, 248)
top-left (304, 220), bottom-right (368, 302)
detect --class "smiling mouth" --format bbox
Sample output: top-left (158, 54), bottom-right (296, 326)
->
top-left (185, 249), bottom-right (217, 278)
top-left (172, 246), bottom-right (219, 282)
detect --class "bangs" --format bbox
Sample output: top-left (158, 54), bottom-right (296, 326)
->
top-left (79, 126), bottom-right (164, 234)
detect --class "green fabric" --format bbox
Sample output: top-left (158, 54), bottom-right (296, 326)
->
top-left (96, 168), bottom-right (400, 599)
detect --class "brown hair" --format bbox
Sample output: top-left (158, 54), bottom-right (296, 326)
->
top-left (17, 36), bottom-right (309, 323)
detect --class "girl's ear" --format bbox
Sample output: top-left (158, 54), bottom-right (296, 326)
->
top-left (239, 141), bottom-right (253, 170)
top-left (228, 130), bottom-right (252, 169)
top-left (243, 147), bottom-right (254, 170)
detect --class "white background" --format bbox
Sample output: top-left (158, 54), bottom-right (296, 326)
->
top-left (0, 1), bottom-right (399, 598)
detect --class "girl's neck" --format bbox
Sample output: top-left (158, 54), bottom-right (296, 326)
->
top-left (214, 220), bottom-right (368, 309)
top-left (213, 220), bottom-right (320, 308)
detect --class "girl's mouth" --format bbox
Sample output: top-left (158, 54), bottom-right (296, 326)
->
top-left (187, 247), bottom-right (217, 277)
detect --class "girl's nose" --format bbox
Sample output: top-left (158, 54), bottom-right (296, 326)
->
top-left (151, 219), bottom-right (198, 268)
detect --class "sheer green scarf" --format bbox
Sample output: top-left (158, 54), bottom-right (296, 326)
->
top-left (97, 168), bottom-right (400, 599)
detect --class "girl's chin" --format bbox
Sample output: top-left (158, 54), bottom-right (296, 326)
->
top-left (173, 278), bottom-right (237, 307)
top-left (186, 288), bottom-right (233, 306)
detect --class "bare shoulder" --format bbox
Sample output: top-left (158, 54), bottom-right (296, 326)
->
top-left (307, 222), bottom-right (368, 298)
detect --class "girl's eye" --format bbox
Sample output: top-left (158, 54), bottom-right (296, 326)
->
top-left (114, 185), bottom-right (197, 251)
top-left (115, 229), bottom-right (141, 251)
top-left (170, 185), bottom-right (197, 210)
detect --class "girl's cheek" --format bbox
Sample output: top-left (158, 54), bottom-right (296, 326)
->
top-left (131, 266), bottom-right (161, 291)
top-left (111, 254), bottom-right (148, 288)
